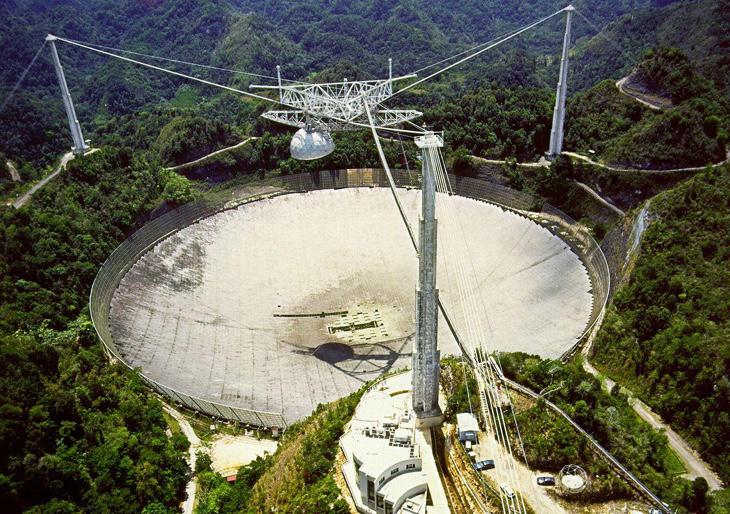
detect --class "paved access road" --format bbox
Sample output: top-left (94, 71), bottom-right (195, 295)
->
top-left (582, 359), bottom-right (723, 491)
top-left (12, 151), bottom-right (75, 208)
top-left (616, 76), bottom-right (667, 111)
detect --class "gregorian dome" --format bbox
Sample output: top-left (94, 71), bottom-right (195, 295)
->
top-left (290, 127), bottom-right (335, 160)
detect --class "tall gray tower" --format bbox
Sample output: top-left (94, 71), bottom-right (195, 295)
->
top-left (46, 35), bottom-right (89, 155)
top-left (548, 5), bottom-right (574, 158)
top-left (412, 132), bottom-right (444, 426)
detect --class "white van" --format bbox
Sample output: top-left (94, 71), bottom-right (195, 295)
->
top-left (464, 441), bottom-right (472, 451)
top-left (500, 483), bottom-right (516, 499)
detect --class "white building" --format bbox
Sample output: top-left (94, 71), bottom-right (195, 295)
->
top-left (340, 371), bottom-right (449, 514)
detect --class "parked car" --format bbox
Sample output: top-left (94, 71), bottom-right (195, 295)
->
top-left (473, 460), bottom-right (495, 472)
top-left (536, 476), bottom-right (555, 486)
top-left (500, 483), bottom-right (516, 499)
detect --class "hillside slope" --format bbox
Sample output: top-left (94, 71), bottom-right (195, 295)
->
top-left (193, 388), bottom-right (363, 513)
top-left (573, 0), bottom-right (729, 93)
top-left (592, 164), bottom-right (730, 484)
top-left (0, 0), bottom-right (649, 171)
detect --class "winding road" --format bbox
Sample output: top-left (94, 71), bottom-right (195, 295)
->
top-left (581, 358), bottom-right (723, 491)
top-left (162, 404), bottom-right (200, 514)
top-left (615, 76), bottom-right (668, 111)
top-left (564, 150), bottom-right (730, 174)
top-left (11, 149), bottom-right (99, 209)
top-left (166, 137), bottom-right (257, 171)
top-left (12, 151), bottom-right (75, 208)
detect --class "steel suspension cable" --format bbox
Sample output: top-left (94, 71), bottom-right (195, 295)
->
top-left (428, 150), bottom-right (524, 513)
top-left (408, 29), bottom-right (522, 77)
top-left (431, 150), bottom-right (530, 513)
top-left (51, 35), bottom-right (281, 104)
top-left (55, 36), bottom-right (307, 83)
top-left (52, 36), bottom-right (424, 136)
top-left (432, 151), bottom-right (533, 477)
top-left (439, 170), bottom-right (524, 514)
top-left (572, 8), bottom-right (641, 72)
top-left (0, 40), bottom-right (47, 113)
top-left (438, 155), bottom-right (535, 512)
top-left (391, 7), bottom-right (567, 99)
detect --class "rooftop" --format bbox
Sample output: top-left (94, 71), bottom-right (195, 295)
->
top-left (339, 371), bottom-right (449, 514)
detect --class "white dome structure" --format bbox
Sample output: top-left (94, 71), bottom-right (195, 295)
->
top-left (290, 128), bottom-right (335, 160)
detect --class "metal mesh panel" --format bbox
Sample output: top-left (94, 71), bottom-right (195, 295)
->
top-left (90, 169), bottom-right (609, 426)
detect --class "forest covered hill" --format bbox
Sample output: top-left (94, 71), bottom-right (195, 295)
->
top-left (593, 166), bottom-right (730, 485)
top-left (1, 0), bottom-right (714, 176)
top-left (0, 0), bottom-right (728, 513)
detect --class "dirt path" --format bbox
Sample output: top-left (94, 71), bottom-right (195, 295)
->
top-left (163, 405), bottom-right (200, 514)
top-left (574, 181), bottom-right (625, 216)
top-left (581, 359), bottom-right (723, 491)
top-left (12, 149), bottom-right (99, 209)
top-left (166, 137), bottom-right (257, 171)
top-left (616, 76), bottom-right (667, 111)
top-left (6, 160), bottom-right (20, 182)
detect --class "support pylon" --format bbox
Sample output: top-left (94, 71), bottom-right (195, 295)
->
top-left (46, 35), bottom-right (89, 155)
top-left (548, 6), bottom-right (574, 158)
top-left (412, 132), bottom-right (444, 427)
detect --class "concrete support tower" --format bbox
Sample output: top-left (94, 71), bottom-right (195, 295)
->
top-left (46, 35), bottom-right (89, 155)
top-left (412, 132), bottom-right (444, 426)
top-left (548, 5), bottom-right (574, 158)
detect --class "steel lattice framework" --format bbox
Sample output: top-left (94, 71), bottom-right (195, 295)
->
top-left (250, 64), bottom-right (421, 131)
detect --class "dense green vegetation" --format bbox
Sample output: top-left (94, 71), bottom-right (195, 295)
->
top-left (1, 0), bottom-right (725, 192)
top-left (0, 1), bottom-right (727, 512)
top-left (155, 116), bottom-right (237, 167)
top-left (593, 165), bottom-right (730, 484)
top-left (0, 321), bottom-right (189, 513)
top-left (423, 87), bottom-right (553, 161)
top-left (634, 47), bottom-right (709, 104)
top-left (0, 149), bottom-right (176, 332)
top-left (0, 149), bottom-right (191, 513)
top-left (0, 0), bottom-right (673, 179)
top-left (500, 352), bottom-right (719, 512)
top-left (573, 0), bottom-right (729, 95)
top-left (565, 80), bottom-right (647, 156)
top-left (567, 47), bottom-right (728, 169)
top-left (441, 357), bottom-right (480, 422)
top-left (194, 388), bottom-right (363, 513)
top-left (195, 453), bottom-right (272, 514)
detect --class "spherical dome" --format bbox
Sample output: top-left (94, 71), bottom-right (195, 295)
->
top-left (290, 128), bottom-right (335, 160)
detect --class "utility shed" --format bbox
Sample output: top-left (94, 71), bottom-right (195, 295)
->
top-left (456, 412), bottom-right (479, 443)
